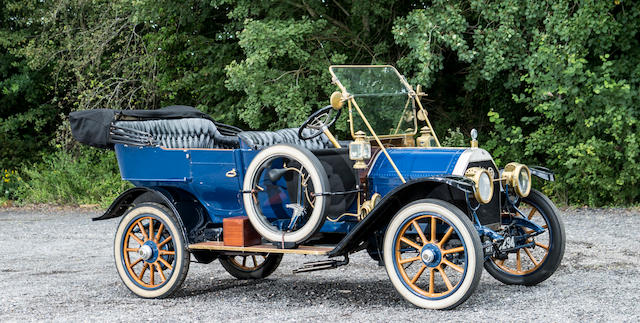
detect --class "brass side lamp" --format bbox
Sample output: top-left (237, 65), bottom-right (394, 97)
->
top-left (350, 130), bottom-right (371, 169)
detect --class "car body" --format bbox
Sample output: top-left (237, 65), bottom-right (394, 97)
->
top-left (71, 65), bottom-right (565, 309)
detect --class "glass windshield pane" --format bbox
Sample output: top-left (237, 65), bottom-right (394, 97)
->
top-left (330, 66), bottom-right (416, 137)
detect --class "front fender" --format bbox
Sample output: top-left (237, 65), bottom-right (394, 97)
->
top-left (328, 177), bottom-right (473, 257)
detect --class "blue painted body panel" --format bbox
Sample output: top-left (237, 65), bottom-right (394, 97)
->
top-left (115, 144), bottom-right (358, 233)
top-left (115, 145), bottom-right (467, 235)
top-left (368, 148), bottom-right (466, 197)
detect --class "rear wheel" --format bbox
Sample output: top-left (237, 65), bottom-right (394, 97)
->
top-left (383, 199), bottom-right (483, 310)
top-left (219, 254), bottom-right (283, 279)
top-left (484, 189), bottom-right (565, 285)
top-left (114, 203), bottom-right (189, 298)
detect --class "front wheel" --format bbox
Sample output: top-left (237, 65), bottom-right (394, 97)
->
top-left (484, 189), bottom-right (565, 285)
top-left (114, 202), bottom-right (190, 298)
top-left (383, 199), bottom-right (483, 310)
top-left (219, 253), bottom-right (283, 279)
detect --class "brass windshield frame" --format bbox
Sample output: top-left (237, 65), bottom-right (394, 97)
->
top-left (329, 65), bottom-right (440, 146)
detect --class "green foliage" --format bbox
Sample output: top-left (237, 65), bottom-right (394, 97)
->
top-left (440, 128), bottom-right (467, 148)
top-left (16, 148), bottom-right (131, 207)
top-left (1, 169), bottom-right (22, 201)
top-left (1, 0), bottom-right (639, 206)
top-left (393, 0), bottom-right (640, 206)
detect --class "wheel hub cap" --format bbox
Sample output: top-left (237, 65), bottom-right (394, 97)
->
top-left (138, 245), bottom-right (153, 260)
top-left (421, 249), bottom-right (435, 263)
top-left (420, 244), bottom-right (442, 267)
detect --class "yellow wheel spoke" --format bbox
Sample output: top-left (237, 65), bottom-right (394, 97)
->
top-left (129, 258), bottom-right (142, 269)
top-left (154, 223), bottom-right (164, 243)
top-left (148, 219), bottom-right (154, 243)
top-left (158, 236), bottom-right (172, 247)
top-left (149, 262), bottom-right (155, 284)
top-left (411, 265), bottom-right (427, 284)
top-left (125, 248), bottom-right (139, 253)
top-left (158, 250), bottom-right (175, 256)
top-left (442, 259), bottom-right (463, 273)
top-left (430, 216), bottom-right (437, 243)
top-left (399, 256), bottom-right (421, 265)
top-left (156, 263), bottom-right (166, 283)
top-left (439, 266), bottom-right (453, 290)
top-left (128, 233), bottom-right (144, 246)
top-left (412, 220), bottom-right (427, 245)
top-left (428, 268), bottom-right (435, 294)
top-left (516, 250), bottom-right (522, 271)
top-left (138, 263), bottom-right (148, 280)
top-left (542, 224), bottom-right (548, 229)
top-left (158, 257), bottom-right (173, 270)
top-left (523, 248), bottom-right (539, 266)
top-left (527, 208), bottom-right (536, 220)
top-left (535, 242), bottom-right (549, 250)
top-left (442, 246), bottom-right (465, 255)
top-left (400, 237), bottom-right (422, 251)
top-left (438, 227), bottom-right (454, 247)
top-left (137, 222), bottom-right (149, 241)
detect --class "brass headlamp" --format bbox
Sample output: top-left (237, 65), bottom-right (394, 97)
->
top-left (465, 167), bottom-right (494, 204)
top-left (502, 162), bottom-right (531, 197)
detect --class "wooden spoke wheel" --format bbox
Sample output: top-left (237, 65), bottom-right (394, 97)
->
top-left (484, 189), bottom-right (565, 285)
top-left (383, 199), bottom-right (482, 310)
top-left (219, 253), bottom-right (283, 280)
top-left (114, 203), bottom-right (189, 298)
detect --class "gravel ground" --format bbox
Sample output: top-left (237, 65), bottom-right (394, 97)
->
top-left (1, 206), bottom-right (639, 322)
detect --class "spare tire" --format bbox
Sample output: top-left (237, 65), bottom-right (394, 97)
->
top-left (242, 144), bottom-right (330, 244)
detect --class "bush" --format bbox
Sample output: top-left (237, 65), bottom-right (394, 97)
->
top-left (16, 147), bottom-right (131, 207)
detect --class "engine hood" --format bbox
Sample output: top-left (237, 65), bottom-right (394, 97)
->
top-left (367, 147), bottom-right (495, 196)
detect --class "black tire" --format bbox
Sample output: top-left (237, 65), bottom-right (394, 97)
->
top-left (242, 144), bottom-right (330, 244)
top-left (219, 254), bottom-right (283, 279)
top-left (484, 189), bottom-right (566, 285)
top-left (383, 199), bottom-right (483, 310)
top-left (114, 202), bottom-right (190, 298)
top-left (192, 250), bottom-right (218, 264)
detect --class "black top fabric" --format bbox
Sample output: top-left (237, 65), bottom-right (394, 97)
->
top-left (115, 105), bottom-right (212, 121)
top-left (69, 106), bottom-right (222, 149)
top-left (69, 109), bottom-right (117, 149)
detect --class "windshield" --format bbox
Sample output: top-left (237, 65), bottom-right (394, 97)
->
top-left (330, 66), bottom-right (416, 137)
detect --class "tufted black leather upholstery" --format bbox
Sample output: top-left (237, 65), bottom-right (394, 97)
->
top-left (113, 118), bottom-right (239, 149)
top-left (238, 128), bottom-right (333, 150)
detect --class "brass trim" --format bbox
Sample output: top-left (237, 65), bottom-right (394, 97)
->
top-left (350, 98), bottom-right (406, 183)
top-left (322, 127), bottom-right (342, 148)
top-left (464, 167), bottom-right (494, 204)
top-left (225, 169), bottom-right (237, 178)
top-left (502, 163), bottom-right (532, 197)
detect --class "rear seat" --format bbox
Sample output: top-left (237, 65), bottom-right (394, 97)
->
top-left (113, 118), bottom-right (239, 149)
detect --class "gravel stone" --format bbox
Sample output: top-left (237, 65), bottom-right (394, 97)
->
top-left (1, 207), bottom-right (639, 321)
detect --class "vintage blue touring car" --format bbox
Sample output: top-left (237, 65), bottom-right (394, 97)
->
top-left (70, 65), bottom-right (565, 309)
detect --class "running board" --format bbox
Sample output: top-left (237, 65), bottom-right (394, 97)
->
top-left (188, 241), bottom-right (333, 255)
top-left (293, 256), bottom-right (349, 274)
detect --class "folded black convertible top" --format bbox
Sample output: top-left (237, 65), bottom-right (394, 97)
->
top-left (69, 105), bottom-right (229, 149)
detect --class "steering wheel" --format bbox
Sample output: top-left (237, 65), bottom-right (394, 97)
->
top-left (298, 105), bottom-right (341, 140)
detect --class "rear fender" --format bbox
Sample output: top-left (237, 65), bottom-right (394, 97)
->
top-left (328, 177), bottom-right (473, 257)
top-left (95, 187), bottom-right (212, 244)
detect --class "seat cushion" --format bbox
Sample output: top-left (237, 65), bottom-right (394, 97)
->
top-left (113, 118), bottom-right (239, 149)
top-left (238, 128), bottom-right (333, 150)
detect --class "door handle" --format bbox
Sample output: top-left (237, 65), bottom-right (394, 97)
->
top-left (225, 168), bottom-right (237, 178)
